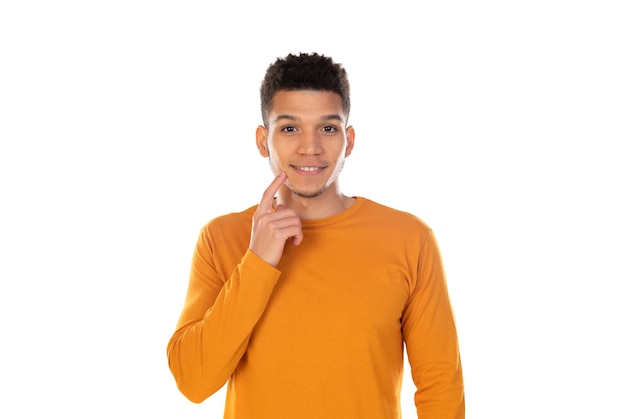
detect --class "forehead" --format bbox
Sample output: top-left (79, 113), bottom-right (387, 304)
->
top-left (269, 90), bottom-right (345, 120)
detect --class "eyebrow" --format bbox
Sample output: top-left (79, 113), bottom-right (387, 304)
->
top-left (272, 114), bottom-right (345, 124)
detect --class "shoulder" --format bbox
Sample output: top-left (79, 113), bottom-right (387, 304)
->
top-left (357, 197), bottom-right (432, 235)
top-left (200, 205), bottom-right (257, 237)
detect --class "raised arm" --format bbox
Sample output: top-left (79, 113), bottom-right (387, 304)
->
top-left (166, 172), bottom-right (302, 403)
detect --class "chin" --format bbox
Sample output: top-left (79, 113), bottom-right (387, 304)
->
top-left (287, 184), bottom-right (328, 199)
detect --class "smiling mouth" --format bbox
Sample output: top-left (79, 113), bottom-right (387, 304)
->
top-left (291, 165), bottom-right (325, 172)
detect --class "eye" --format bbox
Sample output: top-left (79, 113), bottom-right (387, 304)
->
top-left (281, 125), bottom-right (297, 133)
top-left (322, 125), bottom-right (337, 133)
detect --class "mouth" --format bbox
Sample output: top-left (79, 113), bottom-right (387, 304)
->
top-left (290, 165), bottom-right (326, 174)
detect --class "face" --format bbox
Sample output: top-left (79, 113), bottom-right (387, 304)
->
top-left (256, 90), bottom-right (355, 199)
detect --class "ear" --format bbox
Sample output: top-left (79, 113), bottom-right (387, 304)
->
top-left (344, 125), bottom-right (355, 157)
top-left (256, 125), bottom-right (269, 157)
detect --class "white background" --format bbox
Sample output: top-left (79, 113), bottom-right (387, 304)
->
top-left (1, 1), bottom-right (624, 417)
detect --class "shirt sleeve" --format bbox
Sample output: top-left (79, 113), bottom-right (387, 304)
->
top-left (166, 227), bottom-right (281, 403)
top-left (402, 230), bottom-right (465, 418)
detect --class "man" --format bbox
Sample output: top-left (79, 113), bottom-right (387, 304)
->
top-left (167, 52), bottom-right (465, 418)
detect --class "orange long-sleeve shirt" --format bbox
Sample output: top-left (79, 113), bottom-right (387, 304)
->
top-left (167, 197), bottom-right (464, 418)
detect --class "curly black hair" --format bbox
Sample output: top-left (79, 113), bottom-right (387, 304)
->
top-left (260, 52), bottom-right (350, 126)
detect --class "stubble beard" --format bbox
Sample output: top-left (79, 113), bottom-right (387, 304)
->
top-left (268, 156), bottom-right (344, 199)
top-left (290, 185), bottom-right (328, 199)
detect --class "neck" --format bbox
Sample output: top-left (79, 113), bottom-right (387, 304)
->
top-left (276, 184), bottom-right (354, 220)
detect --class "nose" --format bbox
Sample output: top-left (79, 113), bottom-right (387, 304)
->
top-left (296, 131), bottom-right (322, 155)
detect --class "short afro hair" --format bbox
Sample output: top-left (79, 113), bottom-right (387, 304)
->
top-left (260, 52), bottom-right (351, 126)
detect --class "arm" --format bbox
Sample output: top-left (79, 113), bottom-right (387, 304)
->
top-left (403, 230), bottom-right (465, 418)
top-left (167, 172), bottom-right (302, 403)
top-left (166, 238), bottom-right (281, 403)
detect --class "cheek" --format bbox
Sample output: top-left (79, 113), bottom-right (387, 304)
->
top-left (266, 150), bottom-right (282, 173)
top-left (268, 142), bottom-right (290, 162)
top-left (334, 144), bottom-right (349, 160)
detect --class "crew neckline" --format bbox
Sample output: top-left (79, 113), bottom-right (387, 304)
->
top-left (299, 196), bottom-right (366, 229)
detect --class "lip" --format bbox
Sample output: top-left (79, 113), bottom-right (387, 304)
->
top-left (290, 164), bottom-right (326, 175)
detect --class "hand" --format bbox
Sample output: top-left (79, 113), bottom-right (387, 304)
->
top-left (249, 172), bottom-right (303, 266)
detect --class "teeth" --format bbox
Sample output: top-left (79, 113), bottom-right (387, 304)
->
top-left (295, 166), bottom-right (320, 172)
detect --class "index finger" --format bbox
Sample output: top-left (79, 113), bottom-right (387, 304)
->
top-left (258, 172), bottom-right (287, 213)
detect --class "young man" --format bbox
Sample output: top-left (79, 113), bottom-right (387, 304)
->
top-left (167, 52), bottom-right (465, 418)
